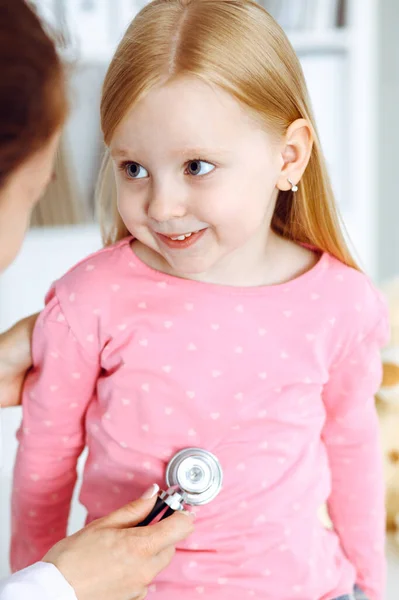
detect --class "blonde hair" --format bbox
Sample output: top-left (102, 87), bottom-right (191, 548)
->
top-left (98, 0), bottom-right (358, 270)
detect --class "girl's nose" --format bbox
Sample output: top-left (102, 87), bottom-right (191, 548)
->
top-left (147, 182), bottom-right (187, 222)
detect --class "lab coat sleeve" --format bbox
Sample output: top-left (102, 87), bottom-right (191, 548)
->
top-left (0, 562), bottom-right (77, 600)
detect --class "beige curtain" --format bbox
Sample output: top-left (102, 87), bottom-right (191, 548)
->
top-left (31, 135), bottom-right (86, 227)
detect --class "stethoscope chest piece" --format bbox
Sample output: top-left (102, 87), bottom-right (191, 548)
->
top-left (165, 447), bottom-right (223, 506)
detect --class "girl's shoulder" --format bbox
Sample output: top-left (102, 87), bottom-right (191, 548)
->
top-left (52, 236), bottom-right (133, 297)
top-left (322, 252), bottom-right (384, 311)
top-left (40, 237), bottom-right (135, 344)
top-left (319, 252), bottom-right (389, 350)
top-left (59, 236), bottom-right (132, 280)
top-left (283, 240), bottom-right (386, 332)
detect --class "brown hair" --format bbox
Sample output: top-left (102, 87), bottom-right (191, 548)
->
top-left (99, 0), bottom-right (358, 270)
top-left (0, 0), bottom-right (68, 187)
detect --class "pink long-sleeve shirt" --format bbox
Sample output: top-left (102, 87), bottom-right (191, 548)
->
top-left (11, 237), bottom-right (389, 600)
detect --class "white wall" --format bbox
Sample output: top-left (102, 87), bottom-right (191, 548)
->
top-left (378, 0), bottom-right (399, 282)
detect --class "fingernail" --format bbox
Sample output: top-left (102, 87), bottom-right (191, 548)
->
top-left (141, 483), bottom-right (159, 499)
top-left (182, 509), bottom-right (196, 519)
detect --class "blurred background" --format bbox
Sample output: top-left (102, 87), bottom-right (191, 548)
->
top-left (1, 1), bottom-right (399, 597)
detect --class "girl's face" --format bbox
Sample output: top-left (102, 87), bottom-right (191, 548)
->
top-left (110, 76), bottom-right (284, 283)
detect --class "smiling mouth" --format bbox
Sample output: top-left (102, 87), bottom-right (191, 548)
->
top-left (156, 229), bottom-right (206, 249)
top-left (164, 231), bottom-right (200, 241)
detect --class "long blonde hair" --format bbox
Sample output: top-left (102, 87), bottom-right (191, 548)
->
top-left (98, 0), bottom-right (358, 270)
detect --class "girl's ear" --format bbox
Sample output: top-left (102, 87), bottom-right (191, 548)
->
top-left (276, 118), bottom-right (313, 191)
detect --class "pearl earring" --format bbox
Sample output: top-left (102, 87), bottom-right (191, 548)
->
top-left (288, 178), bottom-right (298, 192)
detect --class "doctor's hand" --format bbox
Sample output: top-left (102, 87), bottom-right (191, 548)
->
top-left (0, 313), bottom-right (38, 407)
top-left (43, 485), bottom-right (195, 600)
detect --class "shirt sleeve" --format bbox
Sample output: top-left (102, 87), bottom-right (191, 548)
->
top-left (10, 288), bottom-right (100, 572)
top-left (322, 310), bottom-right (390, 600)
top-left (0, 562), bottom-right (77, 600)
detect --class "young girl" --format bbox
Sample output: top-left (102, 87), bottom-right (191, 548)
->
top-left (11, 1), bottom-right (388, 599)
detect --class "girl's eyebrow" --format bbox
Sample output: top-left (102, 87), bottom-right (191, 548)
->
top-left (170, 146), bottom-right (232, 159)
top-left (110, 147), bottom-right (133, 158)
top-left (111, 146), bottom-right (232, 159)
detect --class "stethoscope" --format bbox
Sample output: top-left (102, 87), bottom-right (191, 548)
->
top-left (136, 448), bottom-right (223, 527)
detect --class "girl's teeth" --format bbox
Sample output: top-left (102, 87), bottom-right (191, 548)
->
top-left (170, 231), bottom-right (197, 241)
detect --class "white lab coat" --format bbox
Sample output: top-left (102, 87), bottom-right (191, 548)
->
top-left (0, 562), bottom-right (77, 600)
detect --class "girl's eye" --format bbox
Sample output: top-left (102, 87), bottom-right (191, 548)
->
top-left (124, 162), bottom-right (149, 179)
top-left (186, 160), bottom-right (215, 176)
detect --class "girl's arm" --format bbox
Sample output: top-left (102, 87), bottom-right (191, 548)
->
top-left (10, 290), bottom-right (100, 572)
top-left (322, 314), bottom-right (389, 600)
